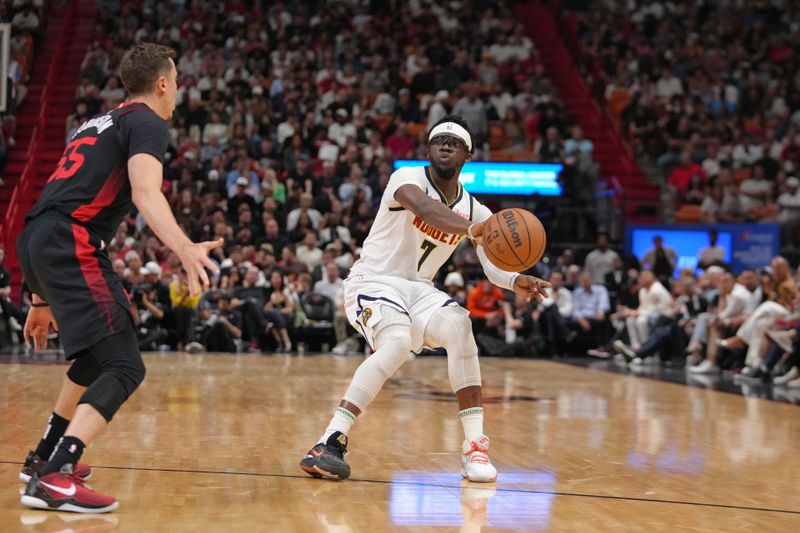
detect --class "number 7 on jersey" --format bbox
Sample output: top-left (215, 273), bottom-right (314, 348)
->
top-left (418, 239), bottom-right (437, 271)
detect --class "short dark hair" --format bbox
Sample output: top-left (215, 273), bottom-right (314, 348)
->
top-left (429, 114), bottom-right (475, 154)
top-left (120, 43), bottom-right (175, 96)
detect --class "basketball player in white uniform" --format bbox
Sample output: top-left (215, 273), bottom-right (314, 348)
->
top-left (300, 115), bottom-right (550, 482)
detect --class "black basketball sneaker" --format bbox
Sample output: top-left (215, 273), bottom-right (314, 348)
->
top-left (300, 431), bottom-right (351, 480)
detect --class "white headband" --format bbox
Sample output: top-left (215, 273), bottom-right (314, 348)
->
top-left (429, 122), bottom-right (472, 151)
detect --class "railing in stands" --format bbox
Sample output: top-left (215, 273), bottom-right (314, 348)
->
top-left (542, 1), bottom-right (639, 169)
top-left (0, 0), bottom-right (77, 267)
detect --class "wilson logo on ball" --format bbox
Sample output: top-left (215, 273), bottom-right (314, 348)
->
top-left (481, 208), bottom-right (546, 272)
top-left (501, 210), bottom-right (522, 248)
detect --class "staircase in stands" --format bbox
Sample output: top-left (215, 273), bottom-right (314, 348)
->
top-left (516, 2), bottom-right (659, 222)
top-left (0, 0), bottom-right (97, 298)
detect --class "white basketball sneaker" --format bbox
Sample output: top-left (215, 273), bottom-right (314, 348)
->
top-left (461, 435), bottom-right (497, 482)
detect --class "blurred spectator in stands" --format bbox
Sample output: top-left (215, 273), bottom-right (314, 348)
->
top-left (701, 143), bottom-right (723, 180)
top-left (313, 262), bottom-right (343, 303)
top-left (502, 107), bottom-right (530, 155)
top-left (668, 151), bottom-right (707, 200)
top-left (453, 82), bottom-right (488, 148)
top-left (12, 5), bottom-right (39, 31)
top-left (535, 271), bottom-right (573, 358)
top-left (504, 294), bottom-right (539, 356)
top-left (278, 245), bottom-right (309, 276)
top-left (583, 233), bottom-right (619, 285)
top-left (604, 256), bottom-right (632, 308)
top-left (228, 178), bottom-right (258, 219)
top-left (738, 164), bottom-right (773, 218)
top-left (489, 83), bottom-right (514, 122)
top-left (198, 292), bottom-right (241, 353)
top-left (287, 193), bottom-right (323, 232)
top-left (686, 272), bottom-right (746, 368)
top-left (563, 125), bottom-right (594, 171)
top-left (99, 75), bottom-right (125, 109)
top-left (202, 111), bottom-right (228, 145)
top-left (467, 280), bottom-right (506, 336)
top-left (0, 247), bottom-right (24, 341)
top-left (297, 232), bottom-right (323, 272)
top-left (642, 235), bottom-right (677, 287)
top-left (319, 205), bottom-right (352, 247)
top-left (170, 270), bottom-right (202, 350)
top-left (257, 219), bottom-right (287, 254)
top-left (569, 272), bottom-right (610, 355)
top-left (226, 158), bottom-right (259, 198)
top-left (697, 230), bottom-right (726, 270)
top-left (537, 127), bottom-right (563, 163)
top-left (444, 271), bottom-right (467, 307)
top-left (386, 122), bottom-right (415, 160)
top-left (339, 166), bottom-right (373, 205)
top-left (778, 176), bottom-right (800, 246)
top-left (655, 67), bottom-right (683, 101)
top-left (395, 88), bottom-right (420, 123)
top-left (132, 283), bottom-right (168, 352)
top-left (267, 271), bottom-right (295, 352)
top-left (622, 270), bottom-right (672, 353)
top-left (328, 108), bottom-right (357, 149)
top-left (683, 173), bottom-right (706, 205)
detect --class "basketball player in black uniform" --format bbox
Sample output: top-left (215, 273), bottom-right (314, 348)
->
top-left (16, 43), bottom-right (222, 513)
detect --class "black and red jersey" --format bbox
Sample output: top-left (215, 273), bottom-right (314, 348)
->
top-left (26, 102), bottom-right (169, 243)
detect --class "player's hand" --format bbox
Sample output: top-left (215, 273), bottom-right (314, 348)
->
top-left (467, 221), bottom-right (486, 247)
top-left (178, 238), bottom-right (224, 296)
top-left (513, 275), bottom-right (551, 303)
top-left (24, 306), bottom-right (59, 352)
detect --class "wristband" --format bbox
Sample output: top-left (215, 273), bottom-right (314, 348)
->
top-left (467, 224), bottom-right (477, 241)
top-left (31, 302), bottom-right (50, 307)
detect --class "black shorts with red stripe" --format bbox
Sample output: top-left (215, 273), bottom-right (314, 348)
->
top-left (17, 211), bottom-right (135, 358)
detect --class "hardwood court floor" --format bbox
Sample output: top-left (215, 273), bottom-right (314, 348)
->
top-left (1, 354), bottom-right (799, 532)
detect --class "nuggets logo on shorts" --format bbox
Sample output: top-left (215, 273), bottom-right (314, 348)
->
top-left (361, 307), bottom-right (373, 326)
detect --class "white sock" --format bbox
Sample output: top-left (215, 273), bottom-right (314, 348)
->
top-left (319, 407), bottom-right (357, 444)
top-left (459, 407), bottom-right (484, 442)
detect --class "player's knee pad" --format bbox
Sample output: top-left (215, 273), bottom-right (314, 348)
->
top-left (343, 307), bottom-right (412, 411)
top-left (78, 330), bottom-right (146, 422)
top-left (428, 306), bottom-right (481, 391)
top-left (371, 313), bottom-right (414, 376)
top-left (66, 352), bottom-right (102, 388)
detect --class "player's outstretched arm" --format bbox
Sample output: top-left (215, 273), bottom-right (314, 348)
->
top-left (129, 153), bottom-right (223, 295)
top-left (395, 184), bottom-right (484, 243)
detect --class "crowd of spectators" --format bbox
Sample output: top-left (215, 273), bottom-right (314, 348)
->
top-left (568, 0), bottom-right (800, 247)
top-left (19, 0), bottom-right (603, 354)
top-left (13, 0), bottom-right (800, 387)
top-left (0, 0), bottom-right (45, 186)
top-left (453, 228), bottom-right (800, 388)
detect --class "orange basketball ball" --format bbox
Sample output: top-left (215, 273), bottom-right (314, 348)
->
top-left (482, 208), bottom-right (546, 272)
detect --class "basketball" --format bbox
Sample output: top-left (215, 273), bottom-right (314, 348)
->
top-left (482, 208), bottom-right (546, 272)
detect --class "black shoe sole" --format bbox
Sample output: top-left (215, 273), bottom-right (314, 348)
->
top-left (299, 459), bottom-right (350, 480)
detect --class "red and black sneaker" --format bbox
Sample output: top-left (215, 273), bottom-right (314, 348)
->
top-left (300, 431), bottom-right (351, 480)
top-left (20, 464), bottom-right (118, 514)
top-left (19, 450), bottom-right (92, 483)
